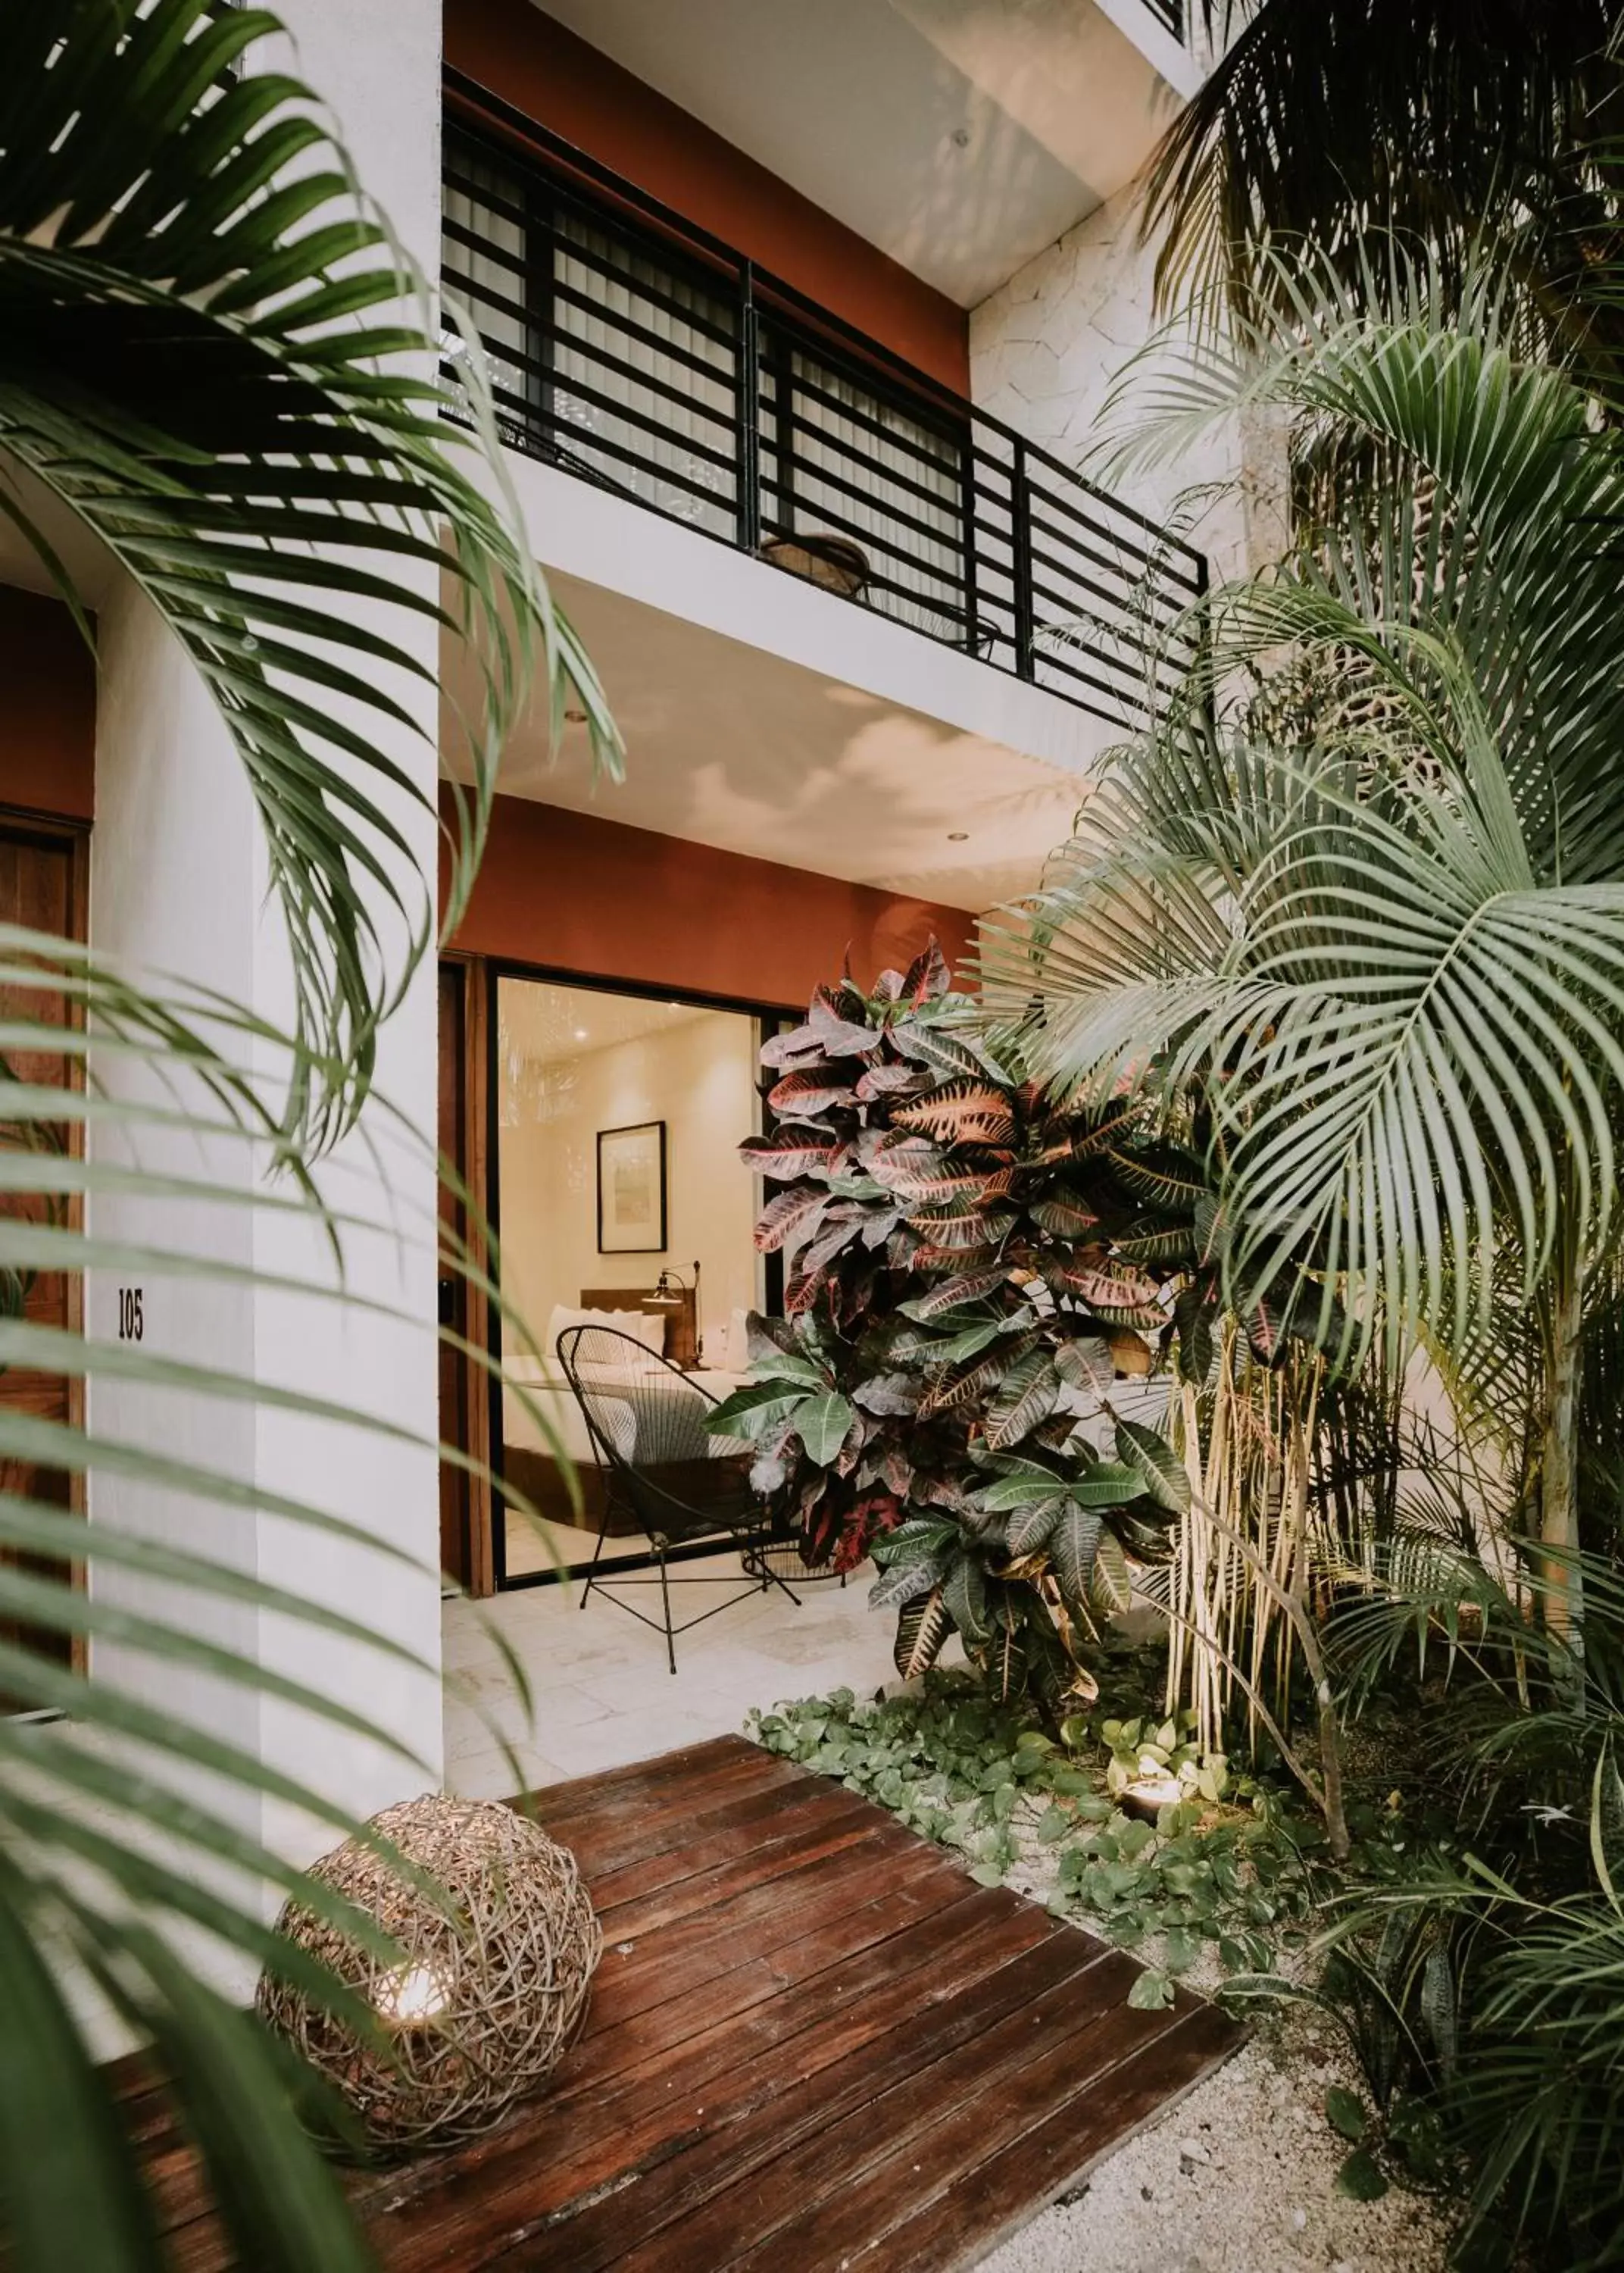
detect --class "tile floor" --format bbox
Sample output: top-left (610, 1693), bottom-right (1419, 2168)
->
top-left (441, 1550), bottom-right (898, 1801)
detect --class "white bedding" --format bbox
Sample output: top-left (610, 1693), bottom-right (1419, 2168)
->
top-left (502, 1356), bottom-right (747, 1464)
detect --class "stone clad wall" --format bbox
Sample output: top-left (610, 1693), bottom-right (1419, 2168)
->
top-left (970, 170), bottom-right (1288, 589)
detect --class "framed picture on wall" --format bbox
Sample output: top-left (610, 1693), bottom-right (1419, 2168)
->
top-left (596, 1120), bottom-right (667, 1254)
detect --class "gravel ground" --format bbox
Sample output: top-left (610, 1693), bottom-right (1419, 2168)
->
top-left (967, 1818), bottom-right (1463, 2273)
top-left (977, 2001), bottom-right (1455, 2273)
top-left (975, 1840), bottom-right (1457, 2273)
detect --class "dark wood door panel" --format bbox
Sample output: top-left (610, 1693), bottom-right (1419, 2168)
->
top-left (0, 821), bottom-right (86, 1684)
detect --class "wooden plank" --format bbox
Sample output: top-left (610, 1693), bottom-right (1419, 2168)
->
top-left (586, 1820), bottom-right (931, 2028)
top-left (601, 1789), bottom-right (885, 1942)
top-left (525, 1733), bottom-right (787, 1830)
top-left (549, 1758), bottom-right (854, 1887)
top-left (852, 2003), bottom-right (1241, 2273)
top-left (521, 1734), bottom-right (745, 1815)
top-left (466, 1925), bottom-right (1110, 2271)
top-left (549, 1850), bottom-right (975, 2105)
top-left (675, 1965), bottom-right (1193, 2273)
top-left (526, 1740), bottom-right (800, 1865)
top-left (129, 1741), bottom-right (1243, 2273)
top-left (557, 1883), bottom-right (1008, 2115)
top-left (364, 1868), bottom-right (1016, 2247)
top-left (584, 1771), bottom-right (870, 1910)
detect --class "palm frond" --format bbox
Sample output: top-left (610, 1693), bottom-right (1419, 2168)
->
top-left (0, 0), bottom-right (623, 1151)
top-left (0, 929), bottom-right (573, 2265)
top-left (1146, 1), bottom-right (1617, 362)
top-left (1004, 274), bottom-right (1624, 1371)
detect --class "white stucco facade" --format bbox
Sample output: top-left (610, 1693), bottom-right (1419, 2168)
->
top-left (970, 170), bottom-right (1288, 588)
top-left (85, 0), bottom-right (448, 1884)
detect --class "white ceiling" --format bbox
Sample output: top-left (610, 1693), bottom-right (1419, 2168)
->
top-left (443, 564), bottom-right (1092, 915)
top-left (532, 0), bottom-right (1193, 308)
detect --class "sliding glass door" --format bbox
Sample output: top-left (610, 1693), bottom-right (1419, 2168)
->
top-left (489, 970), bottom-right (771, 1587)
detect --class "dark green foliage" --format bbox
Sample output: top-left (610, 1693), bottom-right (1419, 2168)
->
top-left (718, 949), bottom-right (1243, 1696)
top-left (1295, 1543), bottom-right (1624, 2262)
top-left (748, 1670), bottom-right (1336, 1994)
top-left (1148, 2), bottom-right (1620, 389)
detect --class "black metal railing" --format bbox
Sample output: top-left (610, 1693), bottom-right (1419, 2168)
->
top-left (441, 79), bottom-right (1205, 733)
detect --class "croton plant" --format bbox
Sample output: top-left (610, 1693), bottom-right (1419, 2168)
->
top-left (707, 942), bottom-right (1261, 1707)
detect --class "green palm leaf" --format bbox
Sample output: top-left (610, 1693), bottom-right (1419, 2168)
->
top-left (1144, 1), bottom-right (1616, 368)
top-left (0, 8), bottom-right (621, 2262)
top-left (0, 949), bottom-right (574, 2265)
top-left (0, 0), bottom-right (621, 1151)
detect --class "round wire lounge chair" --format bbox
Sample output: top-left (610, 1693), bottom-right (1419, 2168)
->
top-left (555, 1323), bottom-right (801, 1673)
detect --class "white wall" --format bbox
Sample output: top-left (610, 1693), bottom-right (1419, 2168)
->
top-left (86, 0), bottom-right (447, 1909)
top-left (87, 588), bottom-right (262, 1834)
top-left (971, 173), bottom-right (1288, 587)
top-left (499, 1008), bottom-right (760, 1359)
top-left (248, 0), bottom-right (445, 1864)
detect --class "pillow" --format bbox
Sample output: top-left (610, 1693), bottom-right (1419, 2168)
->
top-left (547, 1302), bottom-right (667, 1361)
top-left (609, 1308), bottom-right (667, 1356)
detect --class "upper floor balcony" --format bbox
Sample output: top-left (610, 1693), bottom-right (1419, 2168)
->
top-left (439, 70), bottom-right (1205, 912)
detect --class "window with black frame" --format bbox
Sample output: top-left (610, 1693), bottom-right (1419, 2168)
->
top-left (442, 120), bottom-right (975, 630)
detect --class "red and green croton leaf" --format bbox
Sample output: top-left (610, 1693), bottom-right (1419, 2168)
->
top-left (729, 942), bottom-right (1288, 1705)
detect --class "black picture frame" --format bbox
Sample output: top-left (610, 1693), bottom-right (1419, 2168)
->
top-left (595, 1119), bottom-right (667, 1253)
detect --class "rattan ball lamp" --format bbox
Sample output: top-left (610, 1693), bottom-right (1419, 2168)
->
top-left (258, 1794), bottom-right (601, 2155)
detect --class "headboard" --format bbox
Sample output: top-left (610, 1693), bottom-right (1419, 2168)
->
top-left (580, 1285), bottom-right (698, 1371)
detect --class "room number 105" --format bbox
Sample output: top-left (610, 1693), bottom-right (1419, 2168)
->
top-left (117, 1287), bottom-right (144, 1342)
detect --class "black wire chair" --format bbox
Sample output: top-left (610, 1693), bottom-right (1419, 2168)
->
top-left (555, 1324), bottom-right (800, 1673)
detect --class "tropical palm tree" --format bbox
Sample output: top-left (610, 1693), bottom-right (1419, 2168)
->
top-left (0, 3), bottom-right (616, 2264)
top-left (979, 261), bottom-right (1624, 1640)
top-left (1148, 2), bottom-right (1622, 390)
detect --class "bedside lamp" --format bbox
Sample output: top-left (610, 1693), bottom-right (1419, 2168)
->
top-left (648, 1261), bottom-right (701, 1368)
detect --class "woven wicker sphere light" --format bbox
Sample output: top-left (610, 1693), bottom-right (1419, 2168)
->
top-left (258, 1794), bottom-right (601, 2155)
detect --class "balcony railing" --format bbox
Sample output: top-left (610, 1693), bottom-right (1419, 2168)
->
top-left (442, 77), bottom-right (1205, 733)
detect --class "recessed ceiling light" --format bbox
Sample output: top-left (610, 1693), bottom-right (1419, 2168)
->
top-left (573, 1027), bottom-right (589, 1041)
top-left (947, 830), bottom-right (970, 842)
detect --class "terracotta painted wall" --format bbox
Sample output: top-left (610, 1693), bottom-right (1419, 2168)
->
top-left (442, 792), bottom-right (976, 1010)
top-left (0, 588), bottom-right (95, 823)
top-left (445, 0), bottom-right (970, 395)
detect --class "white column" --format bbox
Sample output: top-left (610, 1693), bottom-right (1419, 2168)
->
top-left (249, 0), bottom-right (446, 1856)
top-left (87, 0), bottom-right (448, 1884)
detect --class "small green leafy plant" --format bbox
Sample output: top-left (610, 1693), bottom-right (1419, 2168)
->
top-left (1094, 1709), bottom-right (1229, 1807)
top-left (746, 1671), bottom-right (1323, 2003)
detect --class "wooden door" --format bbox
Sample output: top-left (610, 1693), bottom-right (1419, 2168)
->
top-left (0, 824), bottom-right (86, 1687)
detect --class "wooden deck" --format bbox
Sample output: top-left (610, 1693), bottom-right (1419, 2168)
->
top-left (136, 1734), bottom-right (1241, 2270)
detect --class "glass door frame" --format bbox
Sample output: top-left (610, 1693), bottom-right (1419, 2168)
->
top-left (481, 955), bottom-right (789, 1592)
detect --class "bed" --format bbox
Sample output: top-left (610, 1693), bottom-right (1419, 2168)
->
top-left (499, 1287), bottom-right (745, 1537)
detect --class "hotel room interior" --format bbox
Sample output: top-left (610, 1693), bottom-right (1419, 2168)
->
top-left (491, 971), bottom-right (777, 1585)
